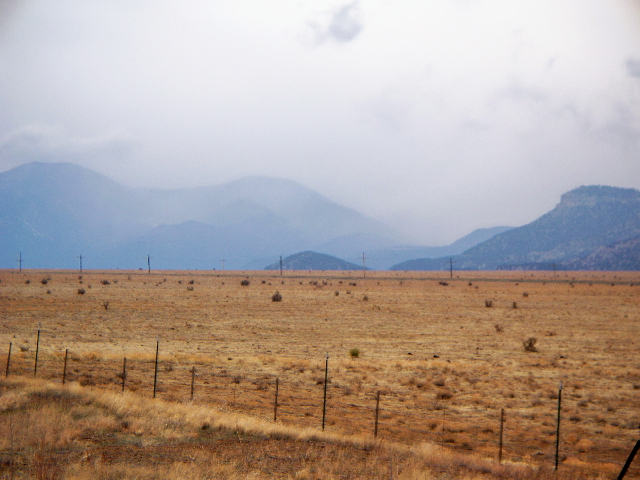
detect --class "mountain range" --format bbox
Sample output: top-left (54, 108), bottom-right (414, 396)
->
top-left (391, 185), bottom-right (640, 271)
top-left (1, 162), bottom-right (638, 271)
top-left (0, 162), bottom-right (403, 270)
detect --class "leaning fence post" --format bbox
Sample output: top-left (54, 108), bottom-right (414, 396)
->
top-left (617, 439), bottom-right (640, 480)
top-left (499, 408), bottom-right (504, 463)
top-left (34, 328), bottom-right (41, 376)
top-left (374, 391), bottom-right (381, 438)
top-left (274, 377), bottom-right (279, 422)
top-left (555, 381), bottom-right (563, 471)
top-left (153, 339), bottom-right (159, 398)
top-left (5, 342), bottom-right (11, 377)
top-left (321, 353), bottom-right (329, 431)
top-left (62, 349), bottom-right (68, 384)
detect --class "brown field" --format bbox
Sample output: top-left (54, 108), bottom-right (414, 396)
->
top-left (0, 268), bottom-right (639, 479)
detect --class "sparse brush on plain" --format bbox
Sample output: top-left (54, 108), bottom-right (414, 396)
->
top-left (271, 291), bottom-right (282, 302)
top-left (523, 337), bottom-right (538, 352)
top-left (0, 270), bottom-right (637, 480)
top-left (349, 348), bottom-right (360, 358)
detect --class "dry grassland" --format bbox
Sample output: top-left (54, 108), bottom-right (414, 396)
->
top-left (0, 269), bottom-right (639, 479)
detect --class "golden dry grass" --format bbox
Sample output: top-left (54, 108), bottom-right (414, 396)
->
top-left (0, 268), bottom-right (639, 479)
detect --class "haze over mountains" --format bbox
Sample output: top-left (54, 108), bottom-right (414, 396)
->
top-left (1, 162), bottom-right (638, 271)
top-left (1, 162), bottom-right (501, 270)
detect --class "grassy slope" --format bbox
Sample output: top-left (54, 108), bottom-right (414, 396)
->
top-left (0, 377), bottom-right (583, 480)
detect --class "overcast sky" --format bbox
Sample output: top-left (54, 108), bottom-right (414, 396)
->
top-left (1, 1), bottom-right (639, 244)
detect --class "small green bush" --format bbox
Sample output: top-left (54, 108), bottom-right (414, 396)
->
top-left (349, 348), bottom-right (360, 358)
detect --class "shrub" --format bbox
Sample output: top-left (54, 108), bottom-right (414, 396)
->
top-left (77, 288), bottom-right (86, 295)
top-left (523, 337), bottom-right (538, 352)
top-left (349, 348), bottom-right (360, 358)
top-left (101, 279), bottom-right (110, 285)
top-left (240, 279), bottom-right (250, 286)
top-left (484, 299), bottom-right (493, 307)
top-left (187, 286), bottom-right (194, 291)
top-left (41, 278), bottom-right (48, 285)
top-left (436, 390), bottom-right (453, 400)
top-left (271, 291), bottom-right (282, 302)
top-left (494, 324), bottom-right (504, 333)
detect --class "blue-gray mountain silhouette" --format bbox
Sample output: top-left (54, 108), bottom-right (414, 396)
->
top-left (264, 251), bottom-right (364, 271)
top-left (0, 162), bottom-right (400, 270)
top-left (391, 186), bottom-right (640, 271)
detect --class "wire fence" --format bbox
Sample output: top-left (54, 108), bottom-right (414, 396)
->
top-left (3, 338), bottom-right (640, 479)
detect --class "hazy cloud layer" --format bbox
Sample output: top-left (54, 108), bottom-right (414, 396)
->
top-left (1, 1), bottom-right (639, 244)
top-left (0, 126), bottom-right (135, 171)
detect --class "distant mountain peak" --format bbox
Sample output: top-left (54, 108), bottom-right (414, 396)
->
top-left (265, 251), bottom-right (364, 271)
top-left (559, 185), bottom-right (640, 208)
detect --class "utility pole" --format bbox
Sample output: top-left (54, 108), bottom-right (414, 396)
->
top-left (279, 256), bottom-right (283, 277)
top-left (219, 259), bottom-right (226, 272)
top-left (449, 258), bottom-right (453, 279)
top-left (361, 253), bottom-right (368, 278)
top-left (17, 252), bottom-right (22, 273)
top-left (147, 255), bottom-right (151, 274)
top-left (77, 255), bottom-right (83, 274)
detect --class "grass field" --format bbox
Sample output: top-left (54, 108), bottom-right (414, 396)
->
top-left (0, 269), bottom-right (638, 479)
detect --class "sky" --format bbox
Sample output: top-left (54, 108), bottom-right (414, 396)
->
top-left (1, 0), bottom-right (639, 245)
